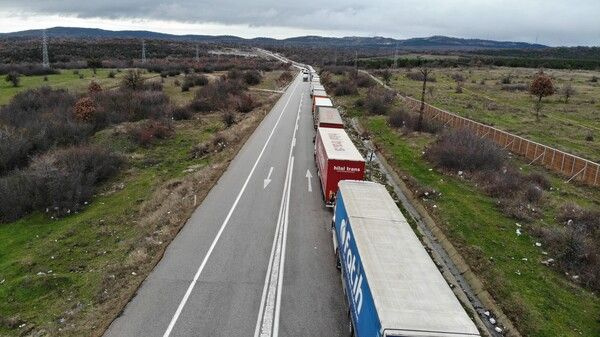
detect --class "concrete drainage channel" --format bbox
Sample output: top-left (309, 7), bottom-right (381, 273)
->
top-left (346, 117), bottom-right (514, 337)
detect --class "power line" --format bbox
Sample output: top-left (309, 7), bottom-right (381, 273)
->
top-left (141, 39), bottom-right (147, 64)
top-left (42, 29), bottom-right (49, 68)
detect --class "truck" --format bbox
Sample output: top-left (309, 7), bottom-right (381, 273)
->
top-left (311, 84), bottom-right (325, 97)
top-left (332, 180), bottom-right (482, 337)
top-left (315, 106), bottom-right (344, 129)
top-left (312, 96), bottom-right (333, 113)
top-left (314, 128), bottom-right (365, 206)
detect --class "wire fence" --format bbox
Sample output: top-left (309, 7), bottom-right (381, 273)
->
top-left (402, 96), bottom-right (600, 187)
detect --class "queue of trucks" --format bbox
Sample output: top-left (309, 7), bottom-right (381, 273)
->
top-left (306, 67), bottom-right (481, 337)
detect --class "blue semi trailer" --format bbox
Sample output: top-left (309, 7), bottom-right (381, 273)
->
top-left (332, 180), bottom-right (481, 337)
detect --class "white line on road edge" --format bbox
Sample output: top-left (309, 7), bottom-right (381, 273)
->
top-left (254, 92), bottom-right (304, 337)
top-left (162, 76), bottom-right (301, 337)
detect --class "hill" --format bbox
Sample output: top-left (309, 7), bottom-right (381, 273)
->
top-left (0, 27), bottom-right (547, 50)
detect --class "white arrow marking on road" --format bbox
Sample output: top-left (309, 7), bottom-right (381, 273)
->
top-left (306, 169), bottom-right (313, 192)
top-left (264, 166), bottom-right (274, 189)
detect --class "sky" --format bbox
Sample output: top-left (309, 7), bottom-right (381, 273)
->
top-left (0, 0), bottom-right (598, 46)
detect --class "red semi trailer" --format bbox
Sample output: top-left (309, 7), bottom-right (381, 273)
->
top-left (314, 127), bottom-right (365, 206)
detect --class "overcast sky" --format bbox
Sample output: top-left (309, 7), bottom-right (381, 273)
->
top-left (0, 0), bottom-right (598, 46)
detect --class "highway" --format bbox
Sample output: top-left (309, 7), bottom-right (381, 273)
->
top-left (104, 73), bottom-right (348, 336)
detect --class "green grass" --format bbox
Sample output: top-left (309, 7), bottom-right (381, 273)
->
top-left (0, 117), bottom-right (220, 335)
top-left (364, 117), bottom-right (600, 337)
top-left (0, 68), bottom-right (157, 105)
top-left (382, 67), bottom-right (600, 161)
top-left (328, 81), bottom-right (600, 336)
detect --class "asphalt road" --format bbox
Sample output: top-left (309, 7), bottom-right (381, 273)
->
top-left (104, 73), bottom-right (348, 337)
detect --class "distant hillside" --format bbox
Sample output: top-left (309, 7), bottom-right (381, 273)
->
top-left (0, 27), bottom-right (547, 51)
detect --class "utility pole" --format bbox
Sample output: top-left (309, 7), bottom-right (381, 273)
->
top-left (394, 45), bottom-right (398, 68)
top-left (141, 39), bottom-right (147, 64)
top-left (195, 44), bottom-right (200, 63)
top-left (354, 50), bottom-right (358, 73)
top-left (42, 29), bottom-right (49, 68)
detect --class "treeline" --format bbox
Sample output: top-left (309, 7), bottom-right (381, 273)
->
top-left (273, 45), bottom-right (600, 70)
top-left (356, 56), bottom-right (600, 70)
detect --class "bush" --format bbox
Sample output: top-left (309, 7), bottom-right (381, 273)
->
top-left (243, 70), bottom-right (262, 85)
top-left (5, 72), bottom-right (20, 87)
top-left (172, 106), bottom-right (194, 120)
top-left (406, 71), bottom-right (436, 82)
top-left (387, 107), bottom-right (412, 128)
top-left (0, 87), bottom-right (92, 169)
top-left (232, 93), bottom-right (257, 113)
top-left (277, 71), bottom-right (293, 85)
top-left (333, 81), bottom-right (358, 96)
top-left (108, 70), bottom-right (116, 78)
top-left (365, 87), bottom-right (396, 115)
top-left (88, 81), bottom-right (103, 94)
top-left (121, 69), bottom-right (144, 90)
top-left (354, 73), bottom-right (375, 87)
top-left (534, 204), bottom-right (600, 291)
top-left (221, 110), bottom-right (236, 127)
top-left (127, 120), bottom-right (174, 146)
top-left (0, 126), bottom-right (33, 174)
top-left (191, 78), bottom-right (246, 112)
top-left (73, 97), bottom-right (96, 122)
top-left (0, 145), bottom-right (123, 222)
top-left (426, 128), bottom-right (506, 172)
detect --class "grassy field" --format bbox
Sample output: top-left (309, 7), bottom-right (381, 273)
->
top-left (160, 70), bottom-right (288, 106)
top-left (0, 68), bottom-right (157, 105)
top-left (0, 77), bottom-right (282, 335)
top-left (333, 88), bottom-right (600, 337)
top-left (380, 67), bottom-right (600, 161)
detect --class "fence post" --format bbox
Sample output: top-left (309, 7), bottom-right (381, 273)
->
top-left (561, 153), bottom-right (566, 172)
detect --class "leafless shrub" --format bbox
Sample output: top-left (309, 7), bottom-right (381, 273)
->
top-left (406, 71), bottom-right (436, 82)
top-left (426, 128), bottom-right (506, 172)
top-left (333, 80), bottom-right (358, 96)
top-left (533, 204), bottom-right (600, 291)
top-left (127, 120), bottom-right (174, 146)
top-left (172, 106), bottom-right (194, 120)
top-left (0, 145), bottom-right (123, 222)
top-left (221, 110), bottom-right (236, 127)
top-left (365, 87), bottom-right (396, 115)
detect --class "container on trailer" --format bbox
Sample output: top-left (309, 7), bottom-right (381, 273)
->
top-left (312, 89), bottom-right (328, 98)
top-left (316, 107), bottom-right (343, 129)
top-left (313, 96), bottom-right (333, 113)
top-left (314, 128), bottom-right (365, 206)
top-left (332, 180), bottom-right (482, 337)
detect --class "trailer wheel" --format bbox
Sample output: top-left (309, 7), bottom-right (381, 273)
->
top-left (335, 249), bottom-right (341, 270)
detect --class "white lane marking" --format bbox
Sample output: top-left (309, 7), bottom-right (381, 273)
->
top-left (254, 92), bottom-right (304, 337)
top-left (162, 76), bottom-right (301, 337)
top-left (264, 167), bottom-right (274, 189)
top-left (305, 169), bottom-right (313, 192)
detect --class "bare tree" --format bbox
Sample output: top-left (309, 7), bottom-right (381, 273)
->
top-left (529, 71), bottom-right (555, 121)
top-left (561, 83), bottom-right (576, 103)
top-left (381, 69), bottom-right (392, 86)
top-left (417, 67), bottom-right (432, 131)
